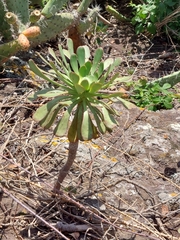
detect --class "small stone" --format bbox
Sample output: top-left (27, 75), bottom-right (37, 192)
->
top-left (164, 167), bottom-right (177, 177)
top-left (168, 123), bottom-right (180, 132)
top-left (158, 192), bottom-right (169, 201)
top-left (99, 204), bottom-right (106, 211)
top-left (177, 161), bottom-right (180, 168)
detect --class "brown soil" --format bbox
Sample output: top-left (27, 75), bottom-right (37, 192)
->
top-left (0, 3), bottom-right (180, 240)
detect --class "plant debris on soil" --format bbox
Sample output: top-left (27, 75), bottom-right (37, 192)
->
top-left (0, 2), bottom-right (180, 240)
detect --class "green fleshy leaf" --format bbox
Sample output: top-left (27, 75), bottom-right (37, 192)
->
top-left (85, 104), bottom-right (100, 139)
top-left (162, 83), bottom-right (171, 89)
top-left (98, 75), bottom-right (106, 85)
top-left (96, 62), bottom-right (104, 78)
top-left (47, 61), bottom-right (75, 89)
top-left (85, 61), bottom-right (92, 72)
top-left (102, 106), bottom-right (117, 129)
top-left (103, 58), bottom-right (113, 70)
top-left (54, 100), bottom-right (79, 136)
top-left (91, 120), bottom-right (100, 139)
top-left (99, 92), bottom-right (128, 100)
top-left (116, 97), bottom-right (137, 109)
top-left (33, 104), bottom-right (50, 122)
top-left (33, 97), bottom-right (65, 122)
top-left (28, 89), bottom-right (59, 101)
top-left (54, 110), bottom-right (70, 136)
top-left (55, 112), bottom-right (70, 136)
top-left (34, 89), bottom-right (66, 98)
top-left (96, 118), bottom-right (106, 134)
top-left (68, 108), bottom-right (79, 142)
top-left (80, 79), bottom-right (89, 90)
top-left (67, 38), bottom-right (74, 55)
top-left (84, 75), bottom-right (98, 84)
top-left (79, 65), bottom-right (90, 77)
top-left (48, 61), bottom-right (60, 74)
top-left (70, 54), bottom-right (79, 74)
top-left (101, 101), bottom-right (118, 115)
top-left (29, 60), bottom-right (61, 87)
top-left (70, 73), bottom-right (85, 94)
top-left (91, 48), bottom-right (103, 74)
top-left (84, 46), bottom-right (90, 61)
top-left (63, 49), bottom-right (70, 59)
top-left (37, 52), bottom-right (53, 69)
top-left (110, 58), bottom-right (121, 71)
top-left (87, 103), bottom-right (106, 134)
top-left (112, 76), bottom-right (132, 84)
top-left (55, 70), bottom-right (73, 88)
top-left (100, 58), bottom-right (121, 83)
top-left (48, 47), bottom-right (63, 69)
top-left (39, 104), bottom-right (63, 129)
top-left (77, 103), bottom-right (84, 140)
top-left (77, 46), bottom-right (85, 66)
top-left (74, 84), bottom-right (86, 94)
top-left (70, 72), bottom-right (80, 84)
top-left (58, 44), bottom-right (70, 71)
top-left (89, 82), bottom-right (103, 93)
top-left (81, 102), bottom-right (94, 140)
top-left (103, 73), bottom-right (119, 89)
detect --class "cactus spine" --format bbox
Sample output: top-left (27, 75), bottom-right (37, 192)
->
top-left (5, 0), bottom-right (29, 25)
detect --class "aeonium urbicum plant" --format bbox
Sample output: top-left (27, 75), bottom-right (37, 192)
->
top-left (28, 38), bottom-right (132, 193)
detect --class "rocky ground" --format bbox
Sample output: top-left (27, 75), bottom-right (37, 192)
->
top-left (0, 4), bottom-right (180, 240)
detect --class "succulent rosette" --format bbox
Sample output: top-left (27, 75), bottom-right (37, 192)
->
top-left (29, 38), bottom-right (128, 142)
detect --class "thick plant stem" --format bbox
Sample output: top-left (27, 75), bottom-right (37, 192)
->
top-left (68, 25), bottom-right (84, 52)
top-left (53, 141), bottom-right (79, 194)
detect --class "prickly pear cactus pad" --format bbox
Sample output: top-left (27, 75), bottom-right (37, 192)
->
top-left (0, 0), bottom-right (98, 65)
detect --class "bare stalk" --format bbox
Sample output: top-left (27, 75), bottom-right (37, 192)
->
top-left (53, 141), bottom-right (79, 193)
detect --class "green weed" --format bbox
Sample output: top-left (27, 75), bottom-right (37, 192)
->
top-left (130, 0), bottom-right (180, 36)
top-left (129, 79), bottom-right (174, 111)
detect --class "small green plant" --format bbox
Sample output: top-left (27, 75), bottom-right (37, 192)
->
top-left (130, 0), bottom-right (157, 34)
top-left (29, 38), bottom-right (130, 193)
top-left (129, 79), bottom-right (174, 111)
top-left (130, 0), bottom-right (180, 36)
